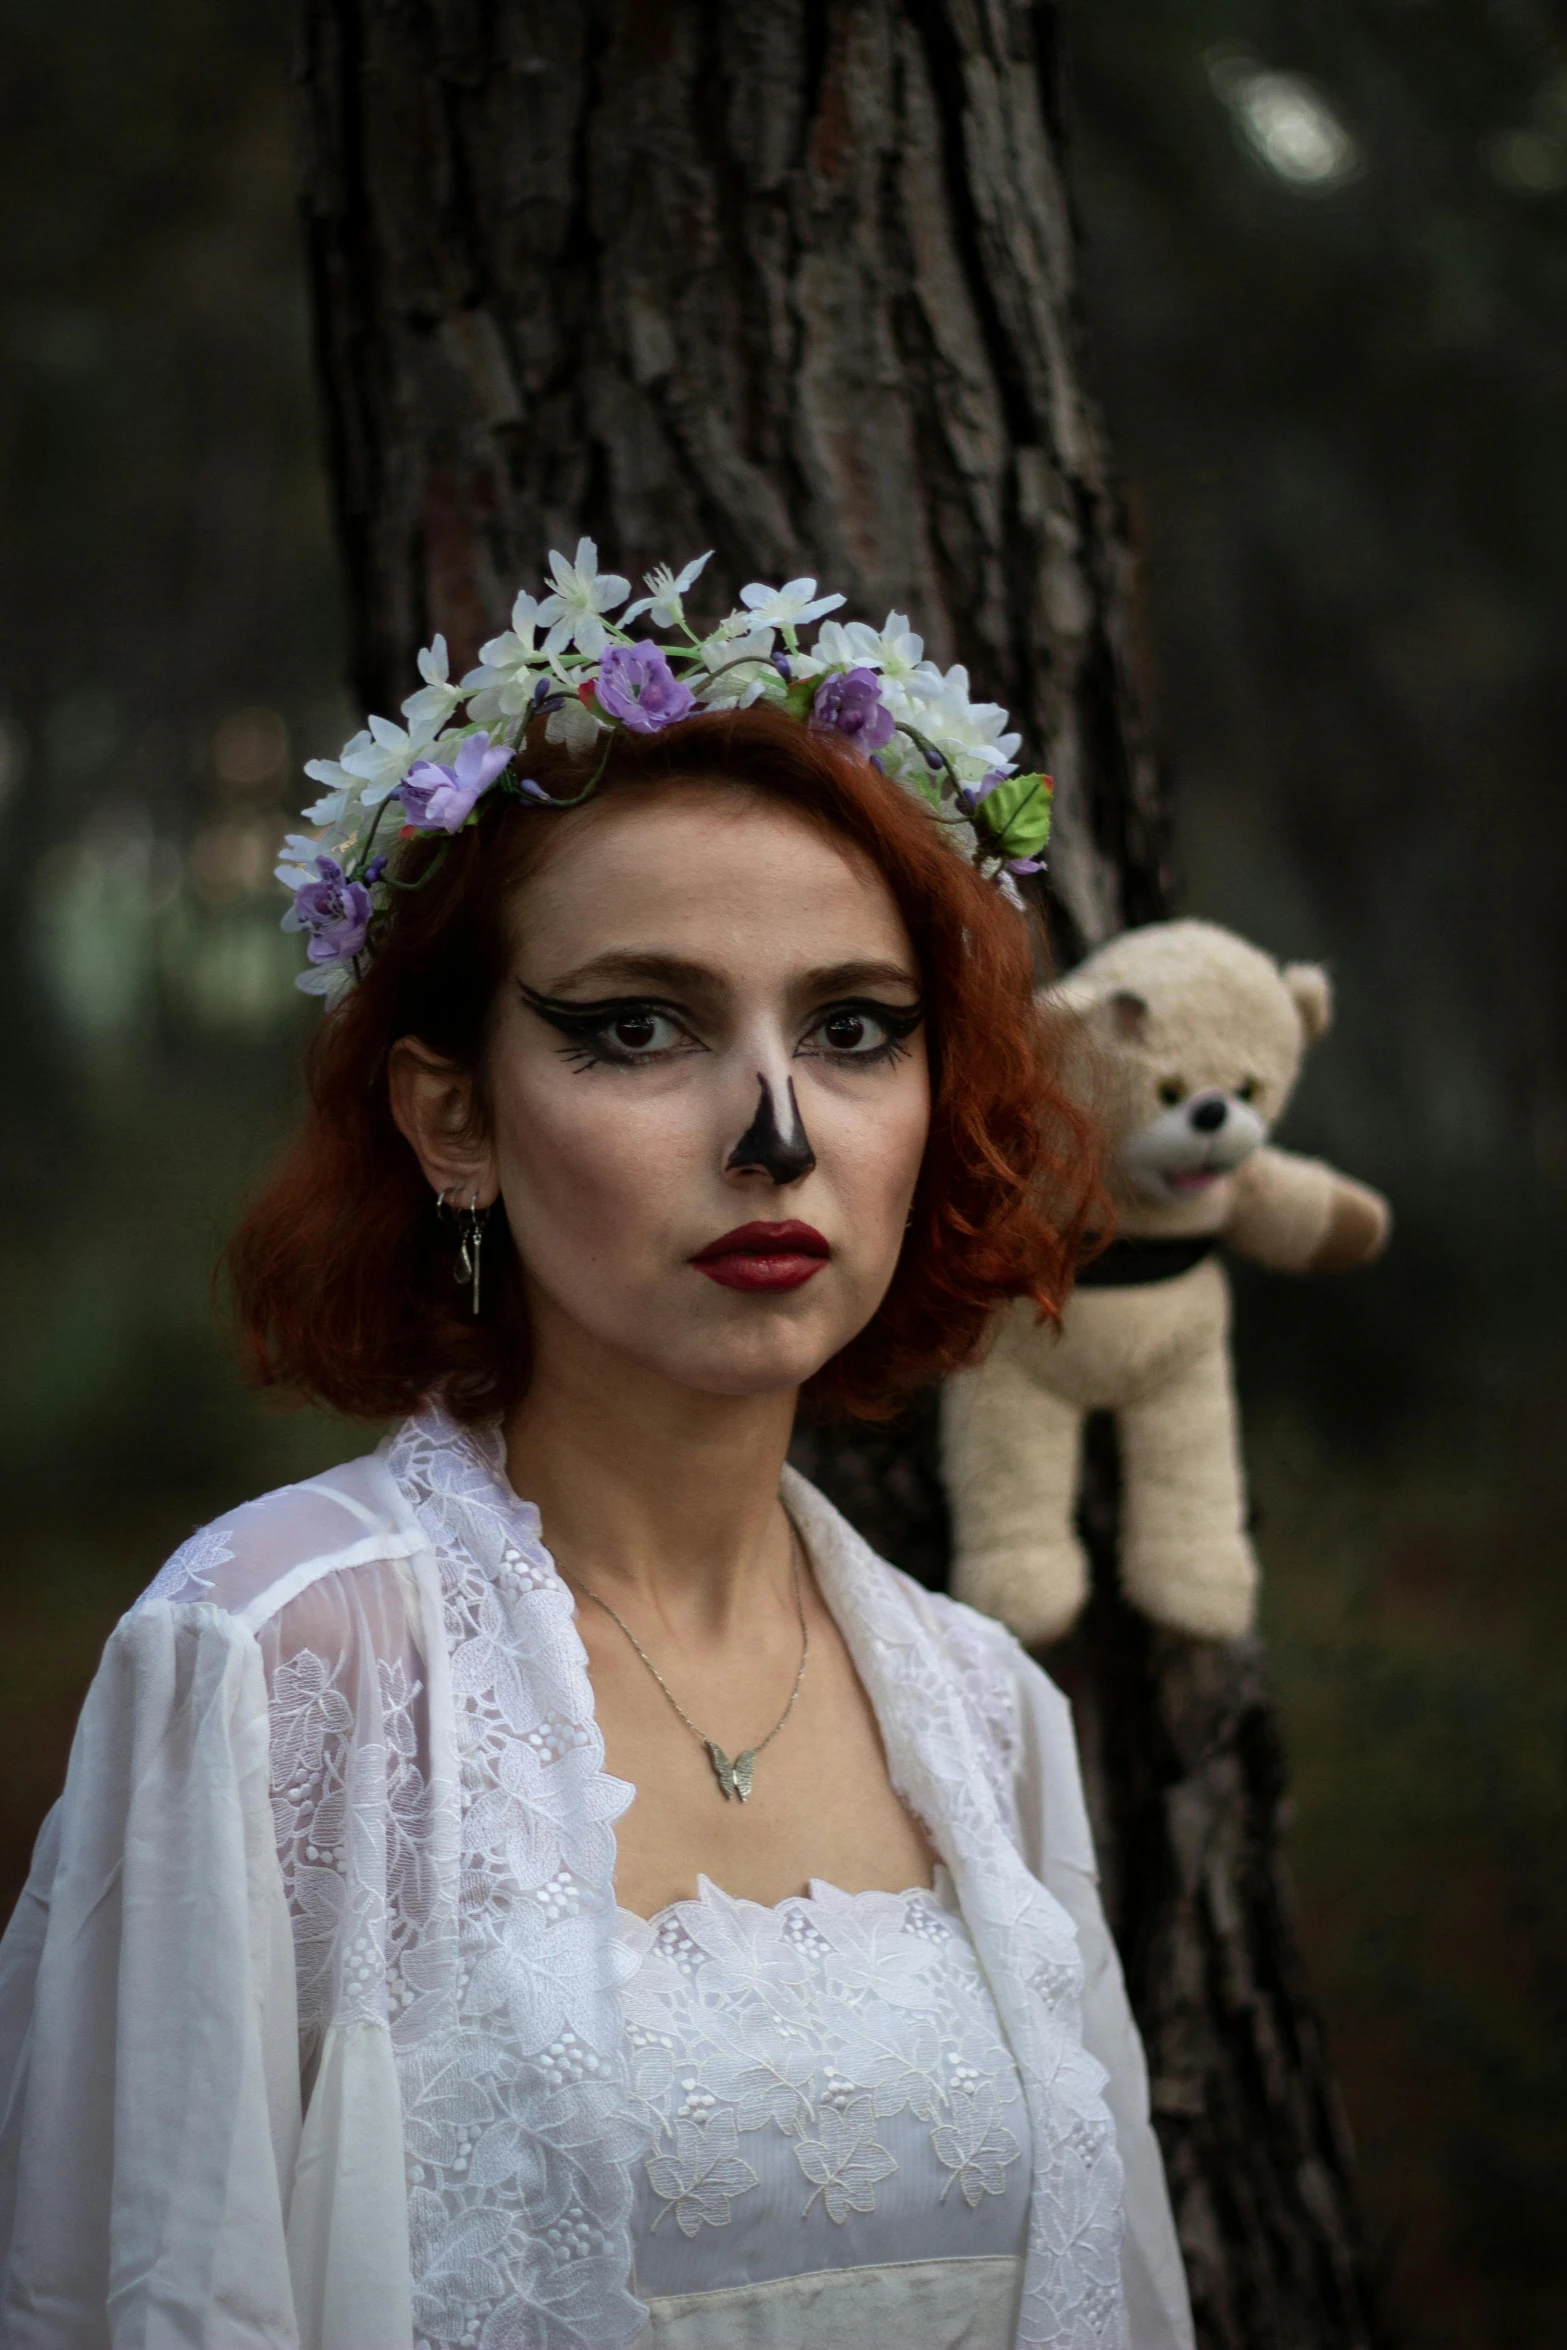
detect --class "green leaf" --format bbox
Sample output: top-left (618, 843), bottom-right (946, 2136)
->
top-left (976, 771), bottom-right (1053, 860)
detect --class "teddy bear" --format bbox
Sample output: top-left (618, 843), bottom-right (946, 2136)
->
top-left (940, 919), bottom-right (1390, 1643)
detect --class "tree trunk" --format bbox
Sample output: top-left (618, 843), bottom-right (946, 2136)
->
top-left (295, 5), bottom-right (1384, 2341)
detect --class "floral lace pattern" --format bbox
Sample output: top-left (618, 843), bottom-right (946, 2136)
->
top-left (617, 1874), bottom-right (1031, 2298)
top-left (384, 1409), bottom-right (646, 2350)
top-left (922, 1590), bottom-right (1025, 1841)
top-left (265, 1617), bottom-right (443, 2038)
top-left (138, 1521), bottom-right (236, 1606)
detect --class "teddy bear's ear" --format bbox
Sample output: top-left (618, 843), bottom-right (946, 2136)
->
top-left (1284, 962), bottom-right (1333, 1042)
top-left (1107, 988), bottom-right (1151, 1042)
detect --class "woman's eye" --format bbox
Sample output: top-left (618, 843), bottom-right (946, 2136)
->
top-left (608, 1011), bottom-right (675, 1053)
top-left (584, 1007), bottom-right (696, 1063)
top-left (804, 1000), bottom-right (923, 1063)
top-left (822, 1011), bottom-right (875, 1052)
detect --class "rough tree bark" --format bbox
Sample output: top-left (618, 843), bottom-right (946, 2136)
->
top-left (295, 6), bottom-right (1384, 2343)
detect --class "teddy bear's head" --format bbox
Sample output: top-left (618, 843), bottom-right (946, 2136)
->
top-left (1050, 919), bottom-right (1332, 1235)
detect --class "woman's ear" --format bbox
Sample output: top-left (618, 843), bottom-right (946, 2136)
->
top-left (388, 1037), bottom-right (499, 1206)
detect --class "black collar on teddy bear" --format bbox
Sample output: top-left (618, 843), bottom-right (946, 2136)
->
top-left (1074, 1234), bottom-right (1220, 1287)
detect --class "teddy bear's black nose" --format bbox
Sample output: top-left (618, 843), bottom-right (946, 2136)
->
top-left (1189, 1098), bottom-right (1228, 1133)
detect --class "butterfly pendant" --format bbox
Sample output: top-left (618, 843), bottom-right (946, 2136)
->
top-left (707, 1742), bottom-right (756, 1802)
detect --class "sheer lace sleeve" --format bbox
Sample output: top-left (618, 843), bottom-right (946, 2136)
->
top-left (256, 1553), bottom-right (439, 2081)
top-left (0, 1454), bottom-right (435, 2348)
top-left (0, 1599), bottom-right (300, 2347)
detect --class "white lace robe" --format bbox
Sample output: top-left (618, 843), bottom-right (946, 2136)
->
top-left (0, 1404), bottom-right (1193, 2350)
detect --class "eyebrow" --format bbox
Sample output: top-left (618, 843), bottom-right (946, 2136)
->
top-left (535, 952), bottom-right (921, 998)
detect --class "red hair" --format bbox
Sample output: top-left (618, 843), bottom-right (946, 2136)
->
top-left (227, 705), bottom-right (1101, 1422)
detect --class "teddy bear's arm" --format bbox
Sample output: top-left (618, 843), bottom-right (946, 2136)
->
top-left (1225, 1145), bottom-right (1391, 1274)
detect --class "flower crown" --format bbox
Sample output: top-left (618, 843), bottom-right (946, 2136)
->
top-left (277, 542), bottom-right (1054, 997)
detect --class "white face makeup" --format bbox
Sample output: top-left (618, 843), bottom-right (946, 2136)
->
top-left (422, 783), bottom-right (931, 1401)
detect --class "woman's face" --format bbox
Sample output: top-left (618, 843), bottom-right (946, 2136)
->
top-left (467, 783), bottom-right (929, 1399)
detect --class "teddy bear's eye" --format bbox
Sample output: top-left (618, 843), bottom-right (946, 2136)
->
top-left (1158, 1079), bottom-right (1185, 1107)
top-left (1236, 1078), bottom-right (1259, 1103)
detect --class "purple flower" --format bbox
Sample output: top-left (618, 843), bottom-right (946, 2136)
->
top-left (399, 732), bottom-right (513, 831)
top-left (594, 642), bottom-right (696, 734)
top-left (288, 858), bottom-right (373, 967)
top-left (810, 669), bottom-right (894, 752)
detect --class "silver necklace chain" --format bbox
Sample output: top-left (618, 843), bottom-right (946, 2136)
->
top-left (569, 1523), bottom-right (809, 1803)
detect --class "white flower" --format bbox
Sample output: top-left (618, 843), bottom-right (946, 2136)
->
top-left (400, 634), bottom-right (464, 733)
top-left (462, 592), bottom-right (545, 722)
top-left (697, 627), bottom-right (779, 709)
top-left (738, 576), bottom-right (845, 631)
top-left (916, 666), bottom-right (1021, 781)
top-left (299, 754), bottom-right (356, 826)
top-left (623, 551), bottom-right (711, 629)
top-left (811, 620), bottom-right (855, 673)
top-left (275, 832), bottom-right (325, 891)
top-left (338, 711), bottom-right (444, 807)
top-left (817, 611), bottom-right (944, 697)
top-left (536, 537), bottom-right (631, 656)
top-left (544, 697), bottom-right (605, 754)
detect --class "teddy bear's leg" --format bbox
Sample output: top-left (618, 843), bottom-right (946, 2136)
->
top-left (940, 1349), bottom-right (1089, 1645)
top-left (1117, 1326), bottom-right (1258, 1639)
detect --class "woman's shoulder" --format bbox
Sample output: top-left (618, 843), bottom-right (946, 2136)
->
top-left (132, 1444), bottom-right (420, 1632)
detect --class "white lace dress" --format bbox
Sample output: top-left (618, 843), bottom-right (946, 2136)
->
top-left (0, 1404), bottom-right (1193, 2350)
top-left (620, 1871), bottom-right (1034, 2346)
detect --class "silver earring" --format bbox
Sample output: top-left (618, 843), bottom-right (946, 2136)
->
top-left (438, 1187), bottom-right (487, 1316)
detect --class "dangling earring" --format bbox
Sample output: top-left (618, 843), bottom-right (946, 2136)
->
top-left (438, 1186), bottom-right (487, 1316)
top-left (454, 1190), bottom-right (486, 1316)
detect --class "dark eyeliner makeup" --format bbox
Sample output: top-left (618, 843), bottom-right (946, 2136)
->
top-left (516, 983), bottom-right (700, 1069)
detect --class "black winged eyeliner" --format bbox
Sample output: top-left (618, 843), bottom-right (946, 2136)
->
top-left (517, 983), bottom-right (691, 1035)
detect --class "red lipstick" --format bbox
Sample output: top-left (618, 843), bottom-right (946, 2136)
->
top-left (690, 1220), bottom-right (831, 1293)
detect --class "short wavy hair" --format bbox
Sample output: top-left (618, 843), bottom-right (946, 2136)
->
top-left (227, 704), bottom-right (1101, 1422)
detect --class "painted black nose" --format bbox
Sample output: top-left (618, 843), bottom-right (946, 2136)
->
top-left (726, 1075), bottom-right (817, 1185)
top-left (1189, 1098), bottom-right (1228, 1133)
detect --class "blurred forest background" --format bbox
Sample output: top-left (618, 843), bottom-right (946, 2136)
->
top-left (0, 0), bottom-right (1562, 2342)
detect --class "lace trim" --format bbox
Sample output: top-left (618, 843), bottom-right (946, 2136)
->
top-left (923, 1591), bottom-right (1024, 1843)
top-left (385, 1407), bottom-right (647, 2350)
top-left (780, 1470), bottom-right (1129, 2349)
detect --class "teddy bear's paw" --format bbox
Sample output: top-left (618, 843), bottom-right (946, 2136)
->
top-left (1119, 1535), bottom-right (1258, 1641)
top-left (1309, 1176), bottom-right (1392, 1273)
top-left (952, 1539), bottom-right (1089, 1647)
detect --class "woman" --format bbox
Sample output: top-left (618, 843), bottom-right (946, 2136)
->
top-left (0, 551), bottom-right (1193, 2349)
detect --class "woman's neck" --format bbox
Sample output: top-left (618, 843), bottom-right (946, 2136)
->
top-left (503, 1309), bottom-right (799, 1636)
